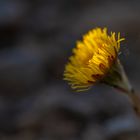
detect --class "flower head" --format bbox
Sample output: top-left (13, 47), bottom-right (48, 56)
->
top-left (64, 27), bottom-right (125, 91)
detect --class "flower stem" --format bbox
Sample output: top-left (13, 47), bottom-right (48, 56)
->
top-left (114, 61), bottom-right (140, 116)
top-left (127, 90), bottom-right (140, 116)
top-left (103, 59), bottom-right (140, 116)
top-left (115, 59), bottom-right (133, 93)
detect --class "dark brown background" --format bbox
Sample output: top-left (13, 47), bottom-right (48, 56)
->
top-left (0, 0), bottom-right (140, 140)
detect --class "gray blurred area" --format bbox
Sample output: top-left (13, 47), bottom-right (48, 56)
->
top-left (0, 0), bottom-right (140, 140)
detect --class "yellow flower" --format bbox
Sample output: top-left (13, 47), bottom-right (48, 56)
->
top-left (64, 27), bottom-right (125, 91)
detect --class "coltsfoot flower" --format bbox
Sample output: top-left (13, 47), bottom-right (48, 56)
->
top-left (64, 27), bottom-right (132, 92)
top-left (64, 27), bottom-right (140, 117)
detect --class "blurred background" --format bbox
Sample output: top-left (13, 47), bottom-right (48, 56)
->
top-left (0, 0), bottom-right (140, 140)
